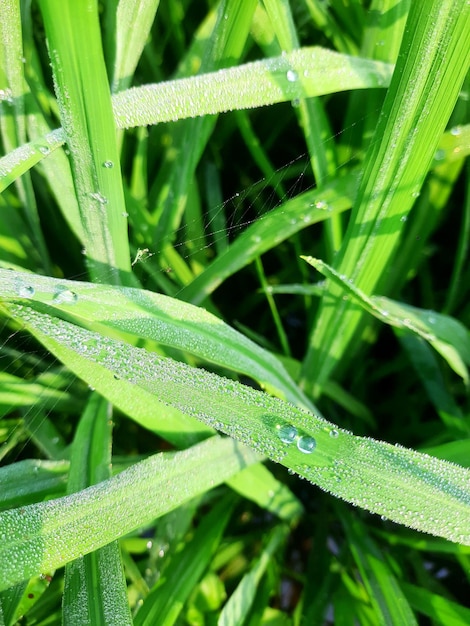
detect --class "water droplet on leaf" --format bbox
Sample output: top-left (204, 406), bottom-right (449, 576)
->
top-left (297, 435), bottom-right (316, 454)
top-left (277, 424), bottom-right (297, 444)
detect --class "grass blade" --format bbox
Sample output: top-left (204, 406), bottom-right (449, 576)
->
top-left (301, 0), bottom-right (470, 393)
top-left (38, 0), bottom-right (132, 284)
top-left (62, 394), bottom-right (132, 625)
top-left (2, 302), bottom-right (470, 547)
top-left (0, 436), bottom-right (260, 591)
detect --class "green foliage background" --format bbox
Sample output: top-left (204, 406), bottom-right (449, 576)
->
top-left (0, 0), bottom-right (470, 624)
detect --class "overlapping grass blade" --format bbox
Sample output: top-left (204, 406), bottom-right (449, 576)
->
top-left (0, 435), bottom-right (260, 591)
top-left (301, 0), bottom-right (470, 394)
top-left (38, 0), bottom-right (132, 285)
top-left (62, 394), bottom-right (131, 625)
top-left (2, 302), bottom-right (470, 547)
top-left (0, 267), bottom-right (313, 407)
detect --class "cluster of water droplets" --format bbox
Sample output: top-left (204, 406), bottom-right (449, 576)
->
top-left (276, 422), bottom-right (338, 455)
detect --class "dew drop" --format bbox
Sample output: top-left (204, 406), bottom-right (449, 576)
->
top-left (276, 424), bottom-right (297, 444)
top-left (411, 191), bottom-right (420, 198)
top-left (102, 160), bottom-right (114, 168)
top-left (53, 287), bottom-right (78, 304)
top-left (89, 191), bottom-right (108, 204)
top-left (297, 435), bottom-right (316, 454)
top-left (286, 69), bottom-right (298, 82)
top-left (18, 284), bottom-right (35, 298)
top-left (434, 149), bottom-right (446, 161)
top-left (329, 429), bottom-right (339, 439)
top-left (400, 215), bottom-right (407, 222)
top-left (38, 146), bottom-right (50, 155)
top-left (450, 126), bottom-right (461, 136)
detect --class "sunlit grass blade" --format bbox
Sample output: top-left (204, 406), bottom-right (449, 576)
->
top-left (38, 0), bottom-right (132, 285)
top-left (0, 436), bottom-right (260, 591)
top-left (227, 463), bottom-right (303, 522)
top-left (108, 0), bottom-right (161, 94)
top-left (401, 582), bottom-right (470, 625)
top-left (112, 47), bottom-right (392, 129)
top-left (3, 302), bottom-right (470, 546)
top-left (62, 394), bottom-right (132, 625)
top-left (301, 0), bottom-right (470, 394)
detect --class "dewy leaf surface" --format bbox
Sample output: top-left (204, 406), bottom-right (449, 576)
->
top-left (0, 436), bottom-right (261, 591)
top-left (0, 268), bottom-right (312, 408)
top-left (2, 302), bottom-right (470, 548)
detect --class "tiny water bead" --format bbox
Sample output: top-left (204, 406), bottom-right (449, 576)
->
top-left (276, 424), bottom-right (297, 444)
top-left (18, 284), bottom-right (35, 298)
top-left (102, 160), bottom-right (114, 168)
top-left (53, 287), bottom-right (78, 304)
top-left (286, 69), bottom-right (298, 82)
top-left (329, 429), bottom-right (339, 439)
top-left (297, 435), bottom-right (316, 454)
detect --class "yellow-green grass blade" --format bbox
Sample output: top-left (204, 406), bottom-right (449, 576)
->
top-left (38, 0), bottom-right (132, 285)
top-left (2, 302), bottom-right (470, 548)
top-left (109, 0), bottom-right (161, 94)
top-left (217, 524), bottom-right (288, 626)
top-left (262, 0), bottom-right (336, 186)
top-left (401, 582), bottom-right (470, 625)
top-left (301, 0), bottom-right (470, 394)
top-left (62, 394), bottom-right (132, 625)
top-left (0, 435), bottom-right (260, 591)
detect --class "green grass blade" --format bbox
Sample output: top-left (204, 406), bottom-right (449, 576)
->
top-left (0, 267), bottom-right (312, 407)
top-left (134, 495), bottom-right (233, 626)
top-left (0, 436), bottom-right (260, 591)
top-left (38, 0), bottom-right (132, 285)
top-left (301, 0), bottom-right (470, 393)
top-left (62, 394), bottom-right (132, 625)
top-left (3, 302), bottom-right (470, 547)
top-left (112, 47), bottom-right (392, 128)
top-left (217, 524), bottom-right (288, 626)
top-left (342, 514), bottom-right (417, 625)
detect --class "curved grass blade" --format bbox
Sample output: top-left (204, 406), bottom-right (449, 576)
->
top-left (0, 268), bottom-right (313, 408)
top-left (303, 256), bottom-right (470, 384)
top-left (2, 302), bottom-right (470, 547)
